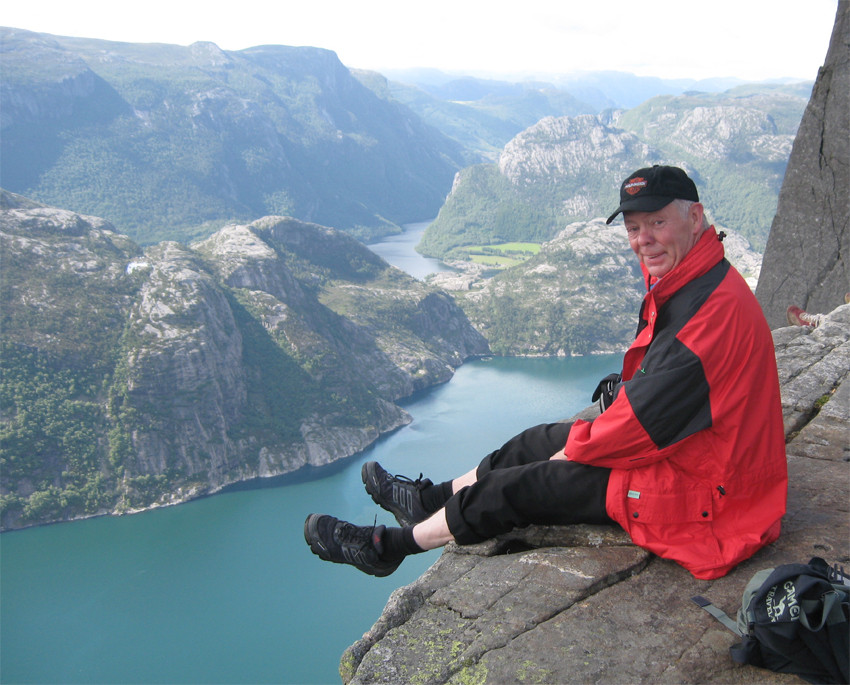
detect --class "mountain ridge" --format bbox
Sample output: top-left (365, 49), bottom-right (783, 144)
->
top-left (0, 190), bottom-right (489, 530)
top-left (0, 28), bottom-right (466, 244)
top-left (419, 84), bottom-right (808, 258)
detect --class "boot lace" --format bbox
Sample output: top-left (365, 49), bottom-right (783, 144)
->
top-left (391, 472), bottom-right (430, 491)
top-left (336, 517), bottom-right (377, 548)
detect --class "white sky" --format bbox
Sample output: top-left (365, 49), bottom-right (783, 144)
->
top-left (1, 0), bottom-right (839, 82)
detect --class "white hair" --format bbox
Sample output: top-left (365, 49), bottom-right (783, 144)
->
top-left (672, 199), bottom-right (710, 230)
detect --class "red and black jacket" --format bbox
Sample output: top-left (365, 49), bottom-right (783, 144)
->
top-left (566, 227), bottom-right (787, 579)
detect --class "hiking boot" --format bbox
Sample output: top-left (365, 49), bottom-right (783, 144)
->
top-left (303, 513), bottom-right (401, 577)
top-left (362, 461), bottom-right (431, 526)
top-left (786, 305), bottom-right (819, 327)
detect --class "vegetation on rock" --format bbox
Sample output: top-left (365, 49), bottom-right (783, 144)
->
top-left (0, 192), bottom-right (488, 529)
top-left (0, 29), bottom-right (466, 244)
top-left (420, 85), bottom-right (809, 258)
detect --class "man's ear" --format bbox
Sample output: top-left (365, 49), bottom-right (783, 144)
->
top-left (689, 202), bottom-right (706, 233)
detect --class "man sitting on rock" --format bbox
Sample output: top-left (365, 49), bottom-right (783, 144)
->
top-left (304, 165), bottom-right (788, 581)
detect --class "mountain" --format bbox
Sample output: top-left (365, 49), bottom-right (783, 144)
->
top-left (380, 68), bottom-right (755, 110)
top-left (355, 71), bottom-right (597, 161)
top-left (429, 219), bottom-right (762, 356)
top-left (0, 191), bottom-right (489, 530)
top-left (0, 28), bottom-right (467, 244)
top-left (419, 84), bottom-right (809, 258)
top-left (356, 70), bottom-right (772, 165)
top-left (354, 71), bottom-right (520, 163)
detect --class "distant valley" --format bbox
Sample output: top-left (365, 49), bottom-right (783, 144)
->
top-left (0, 28), bottom-right (810, 527)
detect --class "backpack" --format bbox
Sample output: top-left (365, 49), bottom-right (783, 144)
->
top-left (692, 557), bottom-right (850, 684)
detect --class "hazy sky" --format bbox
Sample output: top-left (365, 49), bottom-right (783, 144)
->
top-left (2, 0), bottom-right (839, 82)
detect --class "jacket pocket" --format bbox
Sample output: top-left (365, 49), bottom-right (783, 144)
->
top-left (624, 483), bottom-right (714, 524)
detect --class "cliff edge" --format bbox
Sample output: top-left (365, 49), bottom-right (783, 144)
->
top-left (341, 305), bottom-right (849, 684)
top-left (342, 4), bottom-right (849, 682)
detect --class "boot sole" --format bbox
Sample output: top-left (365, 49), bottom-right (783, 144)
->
top-left (304, 514), bottom-right (331, 559)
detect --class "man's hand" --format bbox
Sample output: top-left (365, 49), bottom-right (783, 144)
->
top-left (549, 449), bottom-right (568, 461)
top-left (592, 373), bottom-right (622, 412)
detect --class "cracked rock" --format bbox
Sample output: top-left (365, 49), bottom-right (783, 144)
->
top-left (341, 302), bottom-right (849, 685)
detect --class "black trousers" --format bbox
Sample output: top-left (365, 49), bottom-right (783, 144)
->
top-left (444, 422), bottom-right (614, 545)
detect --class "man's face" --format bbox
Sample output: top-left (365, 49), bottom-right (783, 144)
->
top-left (623, 202), bottom-right (705, 278)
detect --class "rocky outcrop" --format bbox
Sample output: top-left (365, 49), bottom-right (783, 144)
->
top-left (498, 115), bottom-right (655, 187)
top-left (0, 193), bottom-right (489, 529)
top-left (420, 84), bottom-right (809, 258)
top-left (341, 304), bottom-right (850, 684)
top-left (436, 218), bottom-right (762, 356)
top-left (756, 1), bottom-right (849, 328)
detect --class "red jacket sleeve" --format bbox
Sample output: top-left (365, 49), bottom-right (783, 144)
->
top-left (565, 334), bottom-right (712, 468)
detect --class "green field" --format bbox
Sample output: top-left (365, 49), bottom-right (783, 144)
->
top-left (465, 242), bottom-right (540, 267)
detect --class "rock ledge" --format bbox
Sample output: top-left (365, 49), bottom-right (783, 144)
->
top-left (342, 305), bottom-right (850, 684)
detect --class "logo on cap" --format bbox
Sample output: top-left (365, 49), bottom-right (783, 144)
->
top-left (624, 177), bottom-right (647, 195)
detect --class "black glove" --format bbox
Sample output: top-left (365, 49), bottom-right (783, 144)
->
top-left (591, 373), bottom-right (621, 413)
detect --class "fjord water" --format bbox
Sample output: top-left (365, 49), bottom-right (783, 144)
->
top-left (1, 223), bottom-right (620, 684)
top-left (366, 220), bottom-right (452, 280)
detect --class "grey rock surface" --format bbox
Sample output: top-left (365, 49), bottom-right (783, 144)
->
top-left (756, 1), bottom-right (849, 328)
top-left (341, 306), bottom-right (850, 684)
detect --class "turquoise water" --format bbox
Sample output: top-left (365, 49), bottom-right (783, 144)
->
top-left (0, 355), bottom-right (619, 684)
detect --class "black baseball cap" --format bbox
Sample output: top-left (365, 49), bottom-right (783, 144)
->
top-left (606, 165), bottom-right (699, 224)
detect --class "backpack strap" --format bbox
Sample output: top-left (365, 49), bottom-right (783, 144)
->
top-left (692, 595), bottom-right (743, 635)
top-left (799, 589), bottom-right (846, 632)
top-left (799, 586), bottom-right (850, 683)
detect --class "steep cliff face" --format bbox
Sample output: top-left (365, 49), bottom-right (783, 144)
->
top-left (0, 192), bottom-right (489, 529)
top-left (118, 241), bottom-right (256, 487)
top-left (756, 1), bottom-right (850, 328)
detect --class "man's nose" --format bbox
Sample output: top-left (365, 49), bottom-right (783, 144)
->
top-left (637, 225), bottom-right (654, 244)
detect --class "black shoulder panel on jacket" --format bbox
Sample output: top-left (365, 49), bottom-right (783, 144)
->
top-left (626, 260), bottom-right (730, 449)
top-left (627, 339), bottom-right (712, 448)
